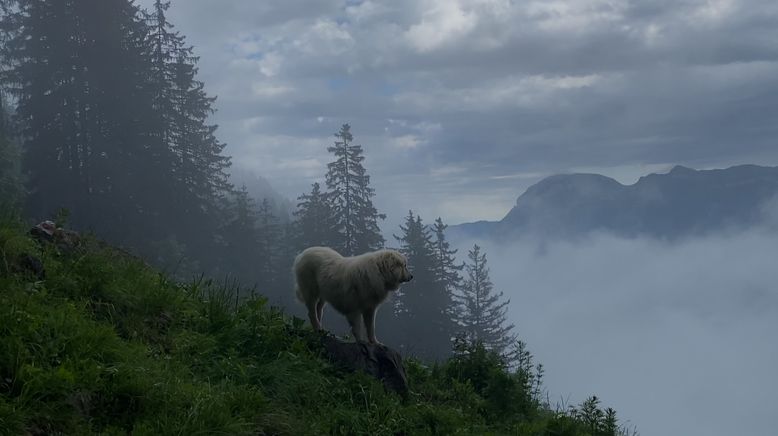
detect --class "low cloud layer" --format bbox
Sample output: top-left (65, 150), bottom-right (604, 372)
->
top-left (457, 228), bottom-right (778, 436)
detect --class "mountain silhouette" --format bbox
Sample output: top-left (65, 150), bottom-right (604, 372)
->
top-left (450, 165), bottom-right (778, 240)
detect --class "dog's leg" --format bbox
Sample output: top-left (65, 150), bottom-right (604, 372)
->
top-left (316, 300), bottom-right (326, 327)
top-left (346, 312), bottom-right (367, 342)
top-left (363, 307), bottom-right (382, 345)
top-left (306, 299), bottom-right (321, 330)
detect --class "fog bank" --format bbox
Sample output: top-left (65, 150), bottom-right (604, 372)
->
top-left (458, 229), bottom-right (778, 436)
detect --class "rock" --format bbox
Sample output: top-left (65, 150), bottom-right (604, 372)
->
top-left (320, 335), bottom-right (409, 396)
top-left (29, 221), bottom-right (81, 253)
top-left (15, 253), bottom-right (45, 280)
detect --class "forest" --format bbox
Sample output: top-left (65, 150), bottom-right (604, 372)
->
top-left (0, 1), bottom-right (631, 434)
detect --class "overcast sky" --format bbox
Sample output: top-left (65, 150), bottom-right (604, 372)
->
top-left (137, 0), bottom-right (778, 229)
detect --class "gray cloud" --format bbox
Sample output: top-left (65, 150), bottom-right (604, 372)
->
top-left (458, 227), bottom-right (778, 436)
top-left (136, 0), bottom-right (778, 228)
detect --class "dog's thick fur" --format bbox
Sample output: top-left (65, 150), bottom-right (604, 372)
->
top-left (293, 246), bottom-right (412, 344)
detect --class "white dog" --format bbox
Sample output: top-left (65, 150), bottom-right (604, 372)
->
top-left (293, 246), bottom-right (413, 344)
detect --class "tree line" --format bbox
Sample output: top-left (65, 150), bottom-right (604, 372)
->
top-left (292, 124), bottom-right (519, 362)
top-left (0, 0), bottom-right (520, 363)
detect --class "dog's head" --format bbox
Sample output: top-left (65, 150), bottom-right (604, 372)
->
top-left (377, 250), bottom-right (413, 290)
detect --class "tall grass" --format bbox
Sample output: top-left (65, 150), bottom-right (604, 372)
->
top-left (0, 220), bottom-right (632, 435)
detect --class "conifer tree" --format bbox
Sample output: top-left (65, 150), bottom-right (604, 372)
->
top-left (2, 0), bottom-right (91, 222)
top-left (0, 95), bottom-right (20, 207)
top-left (218, 185), bottom-right (261, 283)
top-left (1, 0), bottom-right (170, 244)
top-left (0, 17), bottom-right (15, 206)
top-left (292, 182), bottom-right (335, 251)
top-left (2, 0), bottom-right (231, 259)
top-left (273, 221), bottom-right (299, 309)
top-left (256, 197), bottom-right (282, 297)
top-left (390, 211), bottom-right (457, 360)
top-left (431, 217), bottom-right (464, 321)
top-left (144, 0), bottom-right (231, 251)
top-left (324, 124), bottom-right (384, 255)
top-left (456, 244), bottom-right (517, 358)
top-left (146, 1), bottom-right (182, 123)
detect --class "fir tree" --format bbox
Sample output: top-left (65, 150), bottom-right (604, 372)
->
top-left (431, 217), bottom-right (464, 322)
top-left (273, 220), bottom-right (299, 310)
top-left (292, 182), bottom-right (335, 251)
top-left (390, 211), bottom-right (457, 360)
top-left (2, 0), bottom-right (90, 221)
top-left (218, 185), bottom-right (261, 286)
top-left (0, 94), bottom-right (20, 207)
top-left (0, 14), bottom-right (15, 206)
top-left (324, 124), bottom-right (384, 255)
top-left (456, 244), bottom-right (517, 358)
top-left (256, 197), bottom-right (282, 298)
top-left (144, 0), bottom-right (231, 254)
top-left (2, 0), bottom-right (231, 260)
top-left (1, 0), bottom-right (170, 244)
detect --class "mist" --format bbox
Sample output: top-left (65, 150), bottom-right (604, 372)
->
top-left (457, 227), bottom-right (778, 436)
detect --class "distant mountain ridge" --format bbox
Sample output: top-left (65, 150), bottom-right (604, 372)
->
top-left (450, 164), bottom-right (778, 241)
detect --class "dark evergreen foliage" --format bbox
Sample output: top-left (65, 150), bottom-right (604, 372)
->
top-left (272, 220), bottom-right (299, 310)
top-left (3, 0), bottom-right (164, 241)
top-left (456, 244), bottom-right (517, 359)
top-left (324, 124), bottom-right (384, 255)
top-left (1, 0), bottom-right (230, 259)
top-left (142, 0), bottom-right (231, 258)
top-left (292, 182), bottom-right (336, 251)
top-left (0, 95), bottom-right (21, 207)
top-left (389, 211), bottom-right (457, 360)
top-left (431, 216), bottom-right (465, 322)
top-left (256, 197), bottom-right (283, 297)
top-left (217, 185), bottom-right (261, 288)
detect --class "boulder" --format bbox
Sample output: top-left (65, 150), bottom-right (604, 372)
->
top-left (29, 221), bottom-right (81, 253)
top-left (320, 335), bottom-right (409, 396)
top-left (16, 253), bottom-right (45, 280)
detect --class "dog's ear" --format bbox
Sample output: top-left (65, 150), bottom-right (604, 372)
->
top-left (376, 251), bottom-right (394, 275)
top-left (377, 251), bottom-right (401, 289)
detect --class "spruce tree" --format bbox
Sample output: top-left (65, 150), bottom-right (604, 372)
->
top-left (431, 217), bottom-right (464, 322)
top-left (292, 182), bottom-right (336, 251)
top-left (1, 0), bottom-right (170, 244)
top-left (324, 124), bottom-right (384, 255)
top-left (256, 197), bottom-right (282, 298)
top-left (0, 17), bottom-right (15, 206)
top-left (390, 211), bottom-right (457, 360)
top-left (273, 221), bottom-right (299, 310)
top-left (0, 95), bottom-right (20, 207)
top-left (2, 0), bottom-right (88, 221)
top-left (456, 244), bottom-right (517, 358)
top-left (144, 0), bottom-right (231, 253)
top-left (218, 185), bottom-right (261, 285)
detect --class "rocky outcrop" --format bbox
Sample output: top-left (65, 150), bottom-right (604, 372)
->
top-left (29, 221), bottom-right (81, 253)
top-left (320, 335), bottom-right (409, 396)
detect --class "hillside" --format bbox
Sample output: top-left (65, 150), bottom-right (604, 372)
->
top-left (450, 164), bottom-right (778, 241)
top-left (0, 218), bottom-right (630, 435)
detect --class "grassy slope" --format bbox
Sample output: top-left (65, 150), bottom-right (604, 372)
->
top-left (0, 219), bottom-right (625, 435)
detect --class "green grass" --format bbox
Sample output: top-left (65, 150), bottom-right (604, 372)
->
top-left (0, 218), bottom-right (631, 435)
